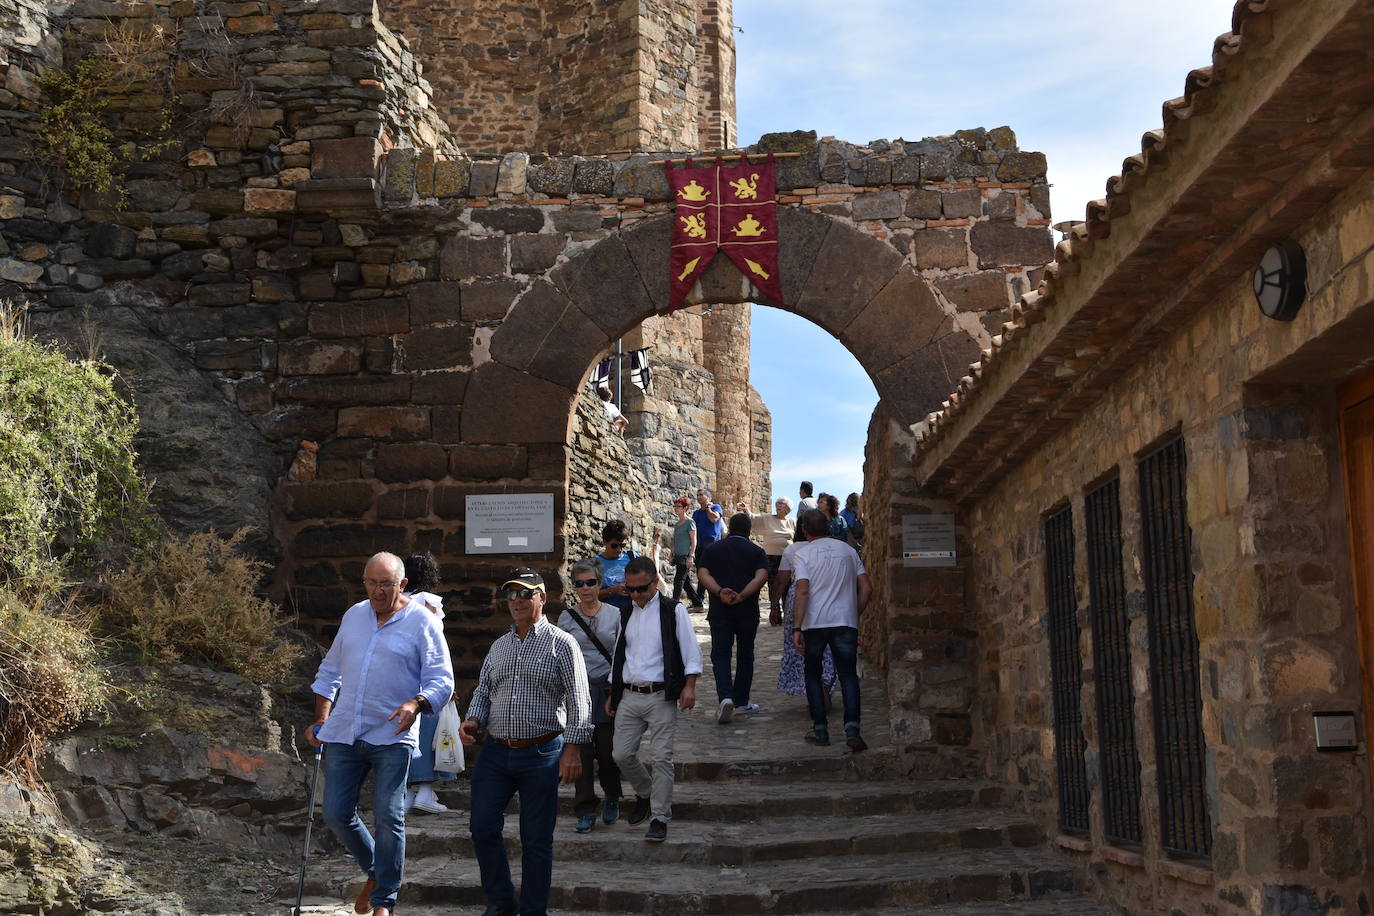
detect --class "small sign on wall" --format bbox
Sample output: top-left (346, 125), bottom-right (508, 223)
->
top-left (902, 514), bottom-right (956, 567)
top-left (1313, 711), bottom-right (1358, 751)
top-left (465, 493), bottom-right (554, 555)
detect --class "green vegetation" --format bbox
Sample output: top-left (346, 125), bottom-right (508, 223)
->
top-left (0, 309), bottom-right (300, 782)
top-left (98, 530), bottom-right (301, 686)
top-left (0, 308), bottom-right (154, 581)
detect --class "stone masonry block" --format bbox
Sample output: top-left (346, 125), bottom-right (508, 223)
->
top-left (851, 190), bottom-right (902, 221)
top-left (450, 445), bottom-right (527, 480)
top-left (278, 375), bottom-right (411, 406)
top-left (795, 218), bottom-right (904, 337)
top-left (934, 270), bottom-right (1011, 312)
top-left (337, 406), bottom-right (431, 441)
top-left (906, 189), bottom-right (942, 219)
top-left (473, 207), bottom-right (544, 234)
top-left (490, 281), bottom-right (574, 371)
top-left (294, 524), bottom-right (408, 558)
top-left (278, 340), bottom-right (363, 375)
top-left (408, 282), bottom-right (461, 325)
top-left (377, 487), bottom-right (431, 520)
top-left (549, 236), bottom-right (653, 337)
top-left (572, 159), bottom-right (614, 196)
top-left (375, 442), bottom-right (449, 483)
top-left (403, 324), bottom-right (475, 371)
top-left (941, 189), bottom-right (981, 219)
top-left (463, 361), bottom-right (574, 445)
top-left (460, 278), bottom-right (522, 321)
top-left (284, 481), bottom-right (374, 519)
top-left (411, 371), bottom-right (469, 405)
top-left (511, 234), bottom-right (564, 274)
top-left (308, 299), bottom-right (408, 338)
top-left (842, 268), bottom-right (950, 374)
top-left (528, 158), bottom-right (574, 197)
top-left (440, 236), bottom-right (505, 280)
top-left (970, 221), bottom-right (1053, 267)
top-left (912, 228), bottom-right (969, 270)
top-left (775, 207), bottom-right (832, 309)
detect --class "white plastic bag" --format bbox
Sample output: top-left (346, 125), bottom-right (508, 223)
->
top-left (433, 701), bottom-right (465, 773)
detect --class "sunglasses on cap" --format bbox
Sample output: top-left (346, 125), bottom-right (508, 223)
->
top-left (502, 587), bottom-right (541, 600)
top-left (572, 577), bottom-right (600, 588)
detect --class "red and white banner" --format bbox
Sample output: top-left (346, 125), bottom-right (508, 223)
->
top-left (665, 154), bottom-right (782, 313)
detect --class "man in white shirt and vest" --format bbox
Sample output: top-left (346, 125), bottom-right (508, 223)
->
top-left (608, 555), bottom-right (704, 842)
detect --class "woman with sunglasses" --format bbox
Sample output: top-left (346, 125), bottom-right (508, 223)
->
top-left (558, 558), bottom-right (624, 833)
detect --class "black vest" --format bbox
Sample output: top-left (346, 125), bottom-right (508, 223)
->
top-left (609, 593), bottom-right (687, 708)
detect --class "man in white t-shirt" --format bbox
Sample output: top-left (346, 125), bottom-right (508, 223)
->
top-left (791, 508), bottom-right (871, 751)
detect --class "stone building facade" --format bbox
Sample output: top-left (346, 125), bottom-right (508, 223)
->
top-left (900, 0), bottom-right (1374, 911)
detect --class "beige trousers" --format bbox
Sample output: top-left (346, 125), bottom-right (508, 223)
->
top-left (611, 689), bottom-right (679, 822)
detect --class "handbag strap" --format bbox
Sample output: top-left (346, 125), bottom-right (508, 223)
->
top-left (565, 607), bottom-right (614, 666)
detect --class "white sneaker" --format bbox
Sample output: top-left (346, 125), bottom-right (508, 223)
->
top-left (737, 703), bottom-right (760, 713)
top-left (716, 698), bottom-right (735, 724)
top-left (411, 785), bottom-right (449, 814)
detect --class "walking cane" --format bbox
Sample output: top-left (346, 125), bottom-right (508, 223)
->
top-left (292, 724), bottom-right (324, 916)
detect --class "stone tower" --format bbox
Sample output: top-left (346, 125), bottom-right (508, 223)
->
top-left (379, 0), bottom-right (737, 154)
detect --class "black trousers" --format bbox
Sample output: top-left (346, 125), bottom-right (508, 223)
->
top-left (573, 720), bottom-right (621, 815)
top-left (672, 554), bottom-right (702, 606)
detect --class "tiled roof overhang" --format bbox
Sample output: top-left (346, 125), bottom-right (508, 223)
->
top-left (913, 0), bottom-right (1374, 503)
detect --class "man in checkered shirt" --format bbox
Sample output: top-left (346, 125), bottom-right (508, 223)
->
top-left (460, 567), bottom-right (591, 916)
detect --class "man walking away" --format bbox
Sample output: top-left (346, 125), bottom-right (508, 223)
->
top-left (460, 568), bottom-right (591, 916)
top-left (698, 513), bottom-right (769, 721)
top-left (609, 556), bottom-right (703, 842)
top-left (791, 509), bottom-right (872, 752)
top-left (309, 552), bottom-right (454, 916)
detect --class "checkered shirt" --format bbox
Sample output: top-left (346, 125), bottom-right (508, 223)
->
top-left (466, 615), bottom-right (593, 745)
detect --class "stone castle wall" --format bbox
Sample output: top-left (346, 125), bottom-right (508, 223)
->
top-left (375, 0), bottom-right (733, 155)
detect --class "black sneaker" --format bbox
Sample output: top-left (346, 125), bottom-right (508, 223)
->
top-left (804, 728), bottom-right (830, 746)
top-left (645, 818), bottom-right (668, 842)
top-left (627, 795), bottom-right (652, 825)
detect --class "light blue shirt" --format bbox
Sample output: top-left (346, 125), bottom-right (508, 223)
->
top-left (311, 598), bottom-right (454, 748)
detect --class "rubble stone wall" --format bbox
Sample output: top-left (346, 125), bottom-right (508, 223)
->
top-left (964, 172), bottom-right (1374, 912)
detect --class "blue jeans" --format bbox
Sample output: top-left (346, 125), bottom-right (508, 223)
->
top-left (709, 605), bottom-right (759, 706)
top-left (408, 711), bottom-right (458, 784)
top-left (804, 626), bottom-right (861, 732)
top-left (322, 740), bottom-right (411, 911)
top-left (469, 736), bottom-right (563, 916)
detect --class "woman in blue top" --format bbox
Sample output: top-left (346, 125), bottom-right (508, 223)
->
top-left (820, 493), bottom-right (849, 541)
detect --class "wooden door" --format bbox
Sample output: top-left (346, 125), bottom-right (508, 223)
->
top-left (1340, 370), bottom-right (1374, 791)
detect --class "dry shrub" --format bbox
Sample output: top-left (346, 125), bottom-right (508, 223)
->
top-left (98, 530), bottom-right (300, 686)
top-left (0, 583), bottom-right (104, 784)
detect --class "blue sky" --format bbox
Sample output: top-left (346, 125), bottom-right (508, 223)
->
top-left (741, 0), bottom-right (1238, 505)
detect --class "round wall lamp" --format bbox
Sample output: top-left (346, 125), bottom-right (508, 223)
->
top-left (1253, 239), bottom-right (1307, 322)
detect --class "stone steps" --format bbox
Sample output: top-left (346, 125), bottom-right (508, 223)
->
top-left (404, 808), bottom-right (1043, 865)
top-left (313, 847), bottom-right (1084, 913)
top-left (430, 776), bottom-right (1012, 823)
top-left (371, 903), bottom-right (1113, 916)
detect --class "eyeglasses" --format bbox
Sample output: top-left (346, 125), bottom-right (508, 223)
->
top-left (625, 583), bottom-right (654, 594)
top-left (572, 578), bottom-right (600, 588)
top-left (363, 579), bottom-right (400, 589)
top-left (502, 588), bottom-right (540, 600)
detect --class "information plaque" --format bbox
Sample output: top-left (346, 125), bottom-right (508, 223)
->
top-left (465, 493), bottom-right (554, 555)
top-left (902, 513), bottom-right (956, 567)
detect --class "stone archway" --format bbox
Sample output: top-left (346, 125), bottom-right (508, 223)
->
top-left (462, 207), bottom-right (977, 446)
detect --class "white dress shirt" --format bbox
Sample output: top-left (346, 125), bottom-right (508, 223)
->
top-left (621, 594), bottom-right (704, 685)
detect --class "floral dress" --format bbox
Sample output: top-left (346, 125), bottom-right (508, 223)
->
top-left (776, 542), bottom-right (836, 696)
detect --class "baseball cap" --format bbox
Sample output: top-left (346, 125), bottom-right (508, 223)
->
top-left (501, 568), bottom-right (546, 592)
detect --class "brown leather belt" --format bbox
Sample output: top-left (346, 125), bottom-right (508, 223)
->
top-left (626, 682), bottom-right (665, 694)
top-left (489, 731), bottom-right (562, 749)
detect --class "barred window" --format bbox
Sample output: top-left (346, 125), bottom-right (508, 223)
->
top-left (1044, 505), bottom-right (1089, 834)
top-left (1086, 478), bottom-right (1143, 845)
top-left (1139, 437), bottom-right (1211, 858)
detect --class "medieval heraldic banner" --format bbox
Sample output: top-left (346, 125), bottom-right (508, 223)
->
top-left (466, 493), bottom-right (555, 554)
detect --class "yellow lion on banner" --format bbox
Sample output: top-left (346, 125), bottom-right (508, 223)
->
top-left (680, 213), bottom-right (707, 239)
top-left (729, 173), bottom-right (760, 200)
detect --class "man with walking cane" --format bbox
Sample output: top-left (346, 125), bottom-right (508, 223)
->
top-left (307, 552), bottom-right (454, 916)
